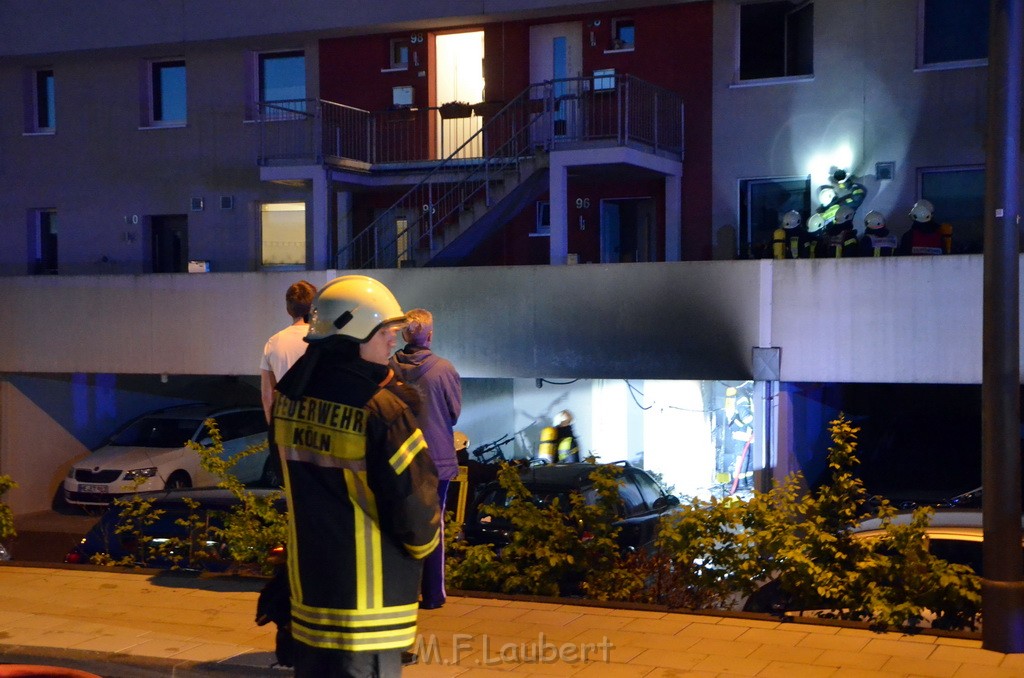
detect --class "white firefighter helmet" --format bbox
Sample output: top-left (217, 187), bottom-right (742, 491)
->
top-left (909, 199), bottom-right (934, 223)
top-left (864, 210), bottom-right (886, 230)
top-left (553, 410), bottom-right (573, 427)
top-left (454, 431), bottom-right (469, 452)
top-left (834, 205), bottom-right (856, 227)
top-left (807, 213), bottom-right (825, 233)
top-left (306, 275), bottom-right (406, 342)
top-left (781, 210), bottom-right (802, 230)
top-left (817, 185), bottom-right (836, 207)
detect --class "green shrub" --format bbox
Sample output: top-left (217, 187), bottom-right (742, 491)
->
top-left (0, 474), bottom-right (18, 542)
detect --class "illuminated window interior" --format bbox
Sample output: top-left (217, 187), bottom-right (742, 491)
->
top-left (261, 202), bottom-right (306, 266)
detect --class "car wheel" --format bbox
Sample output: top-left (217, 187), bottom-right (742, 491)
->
top-left (165, 472), bottom-right (192, 490)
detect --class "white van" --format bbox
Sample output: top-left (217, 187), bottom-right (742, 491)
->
top-left (63, 404), bottom-right (268, 506)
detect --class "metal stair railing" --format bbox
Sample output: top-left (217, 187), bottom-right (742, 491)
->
top-left (336, 74), bottom-right (684, 269)
top-left (337, 82), bottom-right (551, 269)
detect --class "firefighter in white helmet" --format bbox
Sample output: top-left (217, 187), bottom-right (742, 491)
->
top-left (538, 409), bottom-right (581, 463)
top-left (271, 274), bottom-right (440, 676)
top-left (772, 210), bottom-right (804, 259)
top-left (823, 204), bottom-right (860, 258)
top-left (858, 210), bottom-right (898, 256)
top-left (898, 199), bottom-right (948, 255)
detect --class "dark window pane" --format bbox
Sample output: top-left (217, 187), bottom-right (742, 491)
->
top-left (923, 0), bottom-right (988, 64)
top-left (921, 168), bottom-right (985, 253)
top-left (740, 1), bottom-right (813, 80)
top-left (37, 210), bottom-right (58, 275)
top-left (153, 61), bottom-right (186, 122)
top-left (741, 177), bottom-right (811, 258)
top-left (36, 70), bottom-right (55, 129)
top-left (260, 52), bottom-right (305, 103)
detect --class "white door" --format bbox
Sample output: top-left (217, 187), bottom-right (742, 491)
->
top-left (529, 22), bottom-right (583, 142)
top-left (435, 31), bottom-right (485, 158)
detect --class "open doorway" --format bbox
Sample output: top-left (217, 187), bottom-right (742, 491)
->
top-left (600, 198), bottom-right (656, 263)
top-left (151, 214), bottom-right (188, 273)
top-left (435, 31), bottom-right (485, 158)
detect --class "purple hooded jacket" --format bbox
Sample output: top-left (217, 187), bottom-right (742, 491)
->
top-left (390, 346), bottom-right (462, 481)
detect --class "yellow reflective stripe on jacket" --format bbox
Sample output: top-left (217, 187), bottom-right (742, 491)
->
top-left (346, 468), bottom-right (384, 609)
top-left (405, 527), bottom-right (440, 559)
top-left (389, 428), bottom-right (426, 475)
top-left (291, 600), bottom-right (418, 651)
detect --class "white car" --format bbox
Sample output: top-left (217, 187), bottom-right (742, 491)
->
top-left (64, 404), bottom-right (269, 507)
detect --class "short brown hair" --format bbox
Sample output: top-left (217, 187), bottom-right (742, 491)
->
top-left (286, 280), bottom-right (316, 320)
top-left (404, 308), bottom-right (433, 345)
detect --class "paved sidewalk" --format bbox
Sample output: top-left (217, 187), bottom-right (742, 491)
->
top-left (0, 564), bottom-right (1021, 677)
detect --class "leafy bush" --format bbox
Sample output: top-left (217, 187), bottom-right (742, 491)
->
top-left (448, 415), bottom-right (982, 631)
top-left (0, 474), bottom-right (18, 542)
top-left (446, 462), bottom-right (646, 597)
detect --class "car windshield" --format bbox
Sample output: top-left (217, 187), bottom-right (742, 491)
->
top-left (109, 417), bottom-right (201, 447)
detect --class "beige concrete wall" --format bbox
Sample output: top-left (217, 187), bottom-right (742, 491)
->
top-left (0, 382), bottom-right (89, 515)
top-left (0, 256), bottom-right (1010, 385)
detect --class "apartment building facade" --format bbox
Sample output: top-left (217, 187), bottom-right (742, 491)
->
top-left (0, 0), bottom-right (1001, 514)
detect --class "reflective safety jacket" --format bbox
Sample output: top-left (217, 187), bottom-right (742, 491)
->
top-left (538, 425), bottom-right (580, 463)
top-left (272, 349), bottom-right (440, 655)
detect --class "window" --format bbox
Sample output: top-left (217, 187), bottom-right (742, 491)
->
top-left (532, 201), bottom-right (551, 236)
top-left (26, 69), bottom-right (55, 132)
top-left (261, 202), bottom-right (306, 267)
top-left (738, 176), bottom-right (811, 258)
top-left (593, 68), bottom-right (616, 91)
top-left (919, 0), bottom-right (989, 68)
top-left (920, 166), bottom-right (985, 254)
top-left (31, 209), bottom-right (58, 275)
top-left (389, 38), bottom-right (410, 70)
top-left (257, 50), bottom-right (306, 117)
top-left (611, 19), bottom-right (635, 50)
top-left (738, 1), bottom-right (813, 81)
top-left (148, 59), bottom-right (186, 126)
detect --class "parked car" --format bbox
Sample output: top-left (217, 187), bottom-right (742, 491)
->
top-left (63, 404), bottom-right (268, 507)
top-left (64, 486), bottom-right (285, 571)
top-left (462, 461), bottom-right (680, 552)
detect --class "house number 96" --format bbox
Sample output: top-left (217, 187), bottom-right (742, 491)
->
top-left (575, 198), bottom-right (591, 209)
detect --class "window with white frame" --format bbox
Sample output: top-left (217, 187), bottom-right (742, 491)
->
top-left (255, 50), bottom-right (306, 118)
top-left (738, 1), bottom-right (813, 82)
top-left (145, 59), bottom-right (186, 126)
top-left (32, 209), bottom-right (58, 275)
top-left (26, 69), bottom-right (55, 133)
top-left (919, 0), bottom-right (989, 69)
top-left (920, 166), bottom-right (985, 254)
top-left (261, 202), bottom-right (306, 267)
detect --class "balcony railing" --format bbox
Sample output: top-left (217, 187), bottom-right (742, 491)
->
top-left (256, 74), bottom-right (683, 168)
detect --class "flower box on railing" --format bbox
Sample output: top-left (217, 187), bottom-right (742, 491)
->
top-left (471, 101), bottom-right (504, 118)
top-left (439, 101), bottom-right (473, 119)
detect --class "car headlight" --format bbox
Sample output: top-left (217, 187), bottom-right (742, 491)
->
top-left (123, 467), bottom-right (158, 481)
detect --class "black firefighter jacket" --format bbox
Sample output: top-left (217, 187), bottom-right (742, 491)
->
top-left (271, 345), bottom-right (440, 654)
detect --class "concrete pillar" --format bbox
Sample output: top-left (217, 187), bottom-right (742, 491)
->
top-left (664, 173), bottom-right (682, 261)
top-left (336, 191), bottom-right (353, 270)
top-left (549, 158), bottom-right (569, 265)
top-left (310, 169), bottom-right (329, 270)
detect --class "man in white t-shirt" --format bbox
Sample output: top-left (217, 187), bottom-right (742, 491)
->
top-left (260, 280), bottom-right (317, 421)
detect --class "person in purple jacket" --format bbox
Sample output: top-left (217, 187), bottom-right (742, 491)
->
top-left (389, 308), bottom-right (462, 610)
